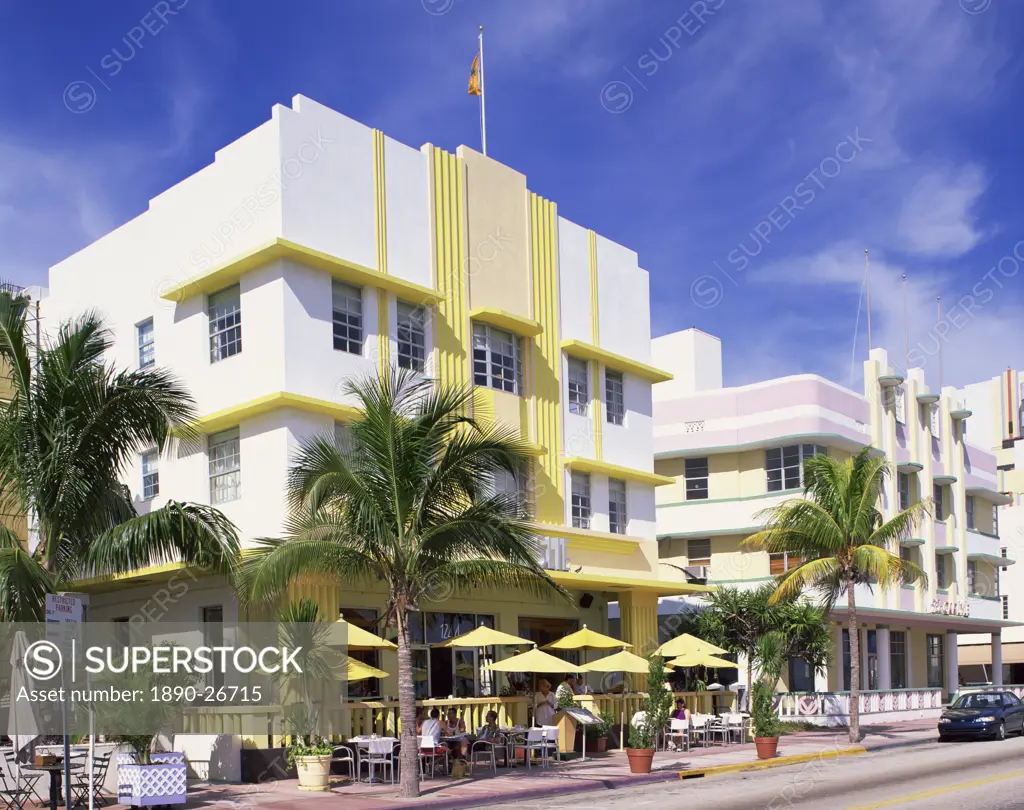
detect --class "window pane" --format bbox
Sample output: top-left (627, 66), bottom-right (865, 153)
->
top-left (605, 370), bottom-right (625, 425)
top-left (765, 448), bottom-right (781, 468)
top-left (209, 427), bottom-right (241, 504)
top-left (141, 449), bottom-right (159, 499)
top-left (332, 281), bottom-right (364, 355)
top-left (396, 301), bottom-right (426, 371)
top-left (568, 358), bottom-right (589, 416)
top-left (571, 471), bottom-right (591, 529)
top-left (209, 286), bottom-right (242, 363)
top-left (473, 323), bottom-right (521, 395)
top-left (767, 468), bottom-right (783, 491)
top-left (608, 478), bottom-right (627, 534)
top-left (137, 319), bottom-right (155, 368)
top-left (688, 538), bottom-right (711, 566)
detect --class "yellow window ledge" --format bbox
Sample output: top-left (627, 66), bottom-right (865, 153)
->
top-left (469, 308), bottom-right (543, 337)
top-left (160, 238), bottom-right (442, 305)
top-left (560, 339), bottom-right (673, 383)
top-left (182, 392), bottom-right (361, 435)
top-left (564, 456), bottom-right (674, 487)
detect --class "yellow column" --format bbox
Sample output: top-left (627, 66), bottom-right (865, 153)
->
top-left (619, 590), bottom-right (659, 689)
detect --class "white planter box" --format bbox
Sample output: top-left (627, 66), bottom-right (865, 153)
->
top-left (117, 752), bottom-right (187, 807)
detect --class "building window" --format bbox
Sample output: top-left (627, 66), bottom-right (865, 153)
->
top-left (993, 505), bottom-right (999, 536)
top-left (890, 631), bottom-right (907, 689)
top-left (934, 484), bottom-right (945, 521)
top-left (935, 554), bottom-right (947, 589)
top-left (334, 420), bottom-right (351, 453)
top-left (688, 538), bottom-right (711, 567)
top-left (473, 323), bottom-right (521, 394)
top-left (396, 301), bottom-right (426, 371)
top-left (1002, 547), bottom-right (1009, 572)
top-left (208, 285), bottom-right (242, 363)
top-left (900, 545), bottom-right (913, 563)
top-left (898, 473), bottom-right (910, 512)
top-left (141, 449), bottom-right (159, 500)
top-left (137, 318), bottom-right (155, 368)
top-left (202, 606), bottom-right (224, 690)
top-left (605, 370), bottom-right (624, 425)
top-left (766, 444), bottom-right (827, 492)
top-left (209, 427), bottom-right (241, 504)
top-left (926, 634), bottom-right (944, 688)
top-left (930, 404), bottom-right (940, 437)
top-left (567, 358), bottom-right (589, 415)
top-left (332, 281), bottom-right (364, 355)
top-left (967, 560), bottom-right (977, 595)
top-left (1003, 595), bottom-right (1010, 620)
top-left (113, 616), bottom-right (130, 648)
top-left (894, 385), bottom-right (906, 424)
top-left (684, 457), bottom-right (709, 501)
top-left (769, 551), bottom-right (802, 575)
top-left (965, 495), bottom-right (975, 529)
top-left (340, 607), bottom-right (383, 699)
top-left (608, 478), bottom-right (627, 535)
top-left (570, 471), bottom-right (591, 529)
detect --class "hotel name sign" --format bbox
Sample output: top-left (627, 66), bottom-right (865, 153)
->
top-left (929, 598), bottom-right (970, 618)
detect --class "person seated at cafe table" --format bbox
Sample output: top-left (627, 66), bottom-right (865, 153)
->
top-left (444, 708), bottom-right (467, 735)
top-left (478, 710), bottom-right (502, 740)
top-left (414, 706), bottom-right (426, 735)
top-left (421, 708), bottom-right (442, 745)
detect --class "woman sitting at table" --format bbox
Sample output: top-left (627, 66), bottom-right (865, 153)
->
top-left (478, 710), bottom-right (502, 739)
top-left (414, 707), bottom-right (426, 735)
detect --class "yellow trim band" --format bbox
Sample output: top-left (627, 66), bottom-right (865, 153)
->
top-left (431, 146), bottom-right (469, 400)
top-left (549, 570), bottom-right (712, 595)
top-left (564, 456), bottom-right (674, 487)
top-left (187, 392), bottom-right (360, 434)
top-left (468, 307), bottom-right (543, 337)
top-left (561, 339), bottom-right (673, 383)
top-left (159, 238), bottom-right (440, 305)
top-left (588, 229), bottom-right (600, 345)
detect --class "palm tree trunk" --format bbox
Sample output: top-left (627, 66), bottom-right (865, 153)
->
top-left (847, 584), bottom-right (860, 744)
top-left (395, 607), bottom-right (421, 798)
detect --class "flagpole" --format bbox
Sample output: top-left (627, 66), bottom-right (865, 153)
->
top-left (478, 25), bottom-right (487, 156)
top-left (864, 248), bottom-right (872, 354)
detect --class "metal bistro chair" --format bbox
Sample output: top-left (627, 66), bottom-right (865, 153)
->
top-left (689, 714), bottom-right (712, 748)
top-left (418, 735), bottom-right (449, 779)
top-left (666, 718), bottom-right (691, 752)
top-left (0, 763), bottom-right (32, 810)
top-left (468, 736), bottom-right (500, 776)
top-left (365, 739), bottom-right (397, 785)
top-left (524, 727), bottom-right (559, 770)
top-left (330, 745), bottom-right (356, 781)
top-left (707, 714), bottom-right (729, 746)
top-left (0, 750), bottom-right (42, 808)
top-left (722, 712), bottom-right (746, 745)
top-left (71, 751), bottom-right (112, 808)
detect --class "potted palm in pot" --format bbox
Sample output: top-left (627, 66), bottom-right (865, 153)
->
top-left (277, 600), bottom-right (344, 791)
top-left (626, 655), bottom-right (672, 774)
top-left (751, 632), bottom-right (785, 760)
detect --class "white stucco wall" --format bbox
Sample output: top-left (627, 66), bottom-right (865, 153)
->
top-left (595, 234), bottom-right (650, 363)
top-left (556, 217), bottom-right (592, 344)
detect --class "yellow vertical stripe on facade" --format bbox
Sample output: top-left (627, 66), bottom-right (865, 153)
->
top-left (530, 193), bottom-right (565, 522)
top-left (431, 147), bottom-right (468, 396)
top-left (373, 130), bottom-right (390, 372)
top-left (587, 229), bottom-right (603, 460)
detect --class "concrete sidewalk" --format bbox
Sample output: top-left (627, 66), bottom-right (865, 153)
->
top-left (128, 721), bottom-right (940, 810)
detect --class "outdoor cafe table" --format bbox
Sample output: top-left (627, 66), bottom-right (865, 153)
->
top-left (22, 761), bottom-right (83, 810)
top-left (347, 736), bottom-right (398, 783)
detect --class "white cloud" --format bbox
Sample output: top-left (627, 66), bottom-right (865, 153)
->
top-left (897, 165), bottom-right (987, 257)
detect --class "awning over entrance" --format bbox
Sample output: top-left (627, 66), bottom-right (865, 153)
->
top-left (549, 570), bottom-right (713, 597)
top-left (829, 605), bottom-right (1022, 634)
top-left (961, 642), bottom-right (1024, 666)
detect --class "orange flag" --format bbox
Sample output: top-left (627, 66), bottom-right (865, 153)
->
top-left (468, 53), bottom-right (482, 96)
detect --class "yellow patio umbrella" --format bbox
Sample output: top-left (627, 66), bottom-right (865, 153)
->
top-left (339, 615), bottom-right (397, 650)
top-left (343, 657), bottom-right (389, 681)
top-left (484, 645), bottom-right (583, 674)
top-left (579, 648), bottom-right (649, 749)
top-left (542, 625), bottom-right (630, 651)
top-left (434, 624), bottom-right (532, 648)
top-left (665, 651), bottom-right (736, 669)
top-left (654, 633), bottom-right (726, 658)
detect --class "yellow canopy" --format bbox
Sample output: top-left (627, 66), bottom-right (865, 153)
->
top-left (339, 616), bottom-right (397, 650)
top-left (579, 649), bottom-right (649, 674)
top-left (543, 624), bottom-right (631, 652)
top-left (665, 651), bottom-right (736, 669)
top-left (435, 624), bottom-right (532, 648)
top-left (484, 645), bottom-right (582, 674)
top-left (654, 633), bottom-right (726, 658)
top-left (343, 658), bottom-right (389, 681)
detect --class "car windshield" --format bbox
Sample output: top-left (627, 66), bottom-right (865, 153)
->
top-left (952, 693), bottom-right (1003, 709)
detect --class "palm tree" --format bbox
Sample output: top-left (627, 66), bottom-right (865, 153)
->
top-left (0, 289), bottom-right (239, 620)
top-left (237, 369), bottom-right (569, 798)
top-left (745, 447), bottom-right (927, 742)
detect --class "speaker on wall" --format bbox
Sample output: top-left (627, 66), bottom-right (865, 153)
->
top-left (579, 592), bottom-right (594, 609)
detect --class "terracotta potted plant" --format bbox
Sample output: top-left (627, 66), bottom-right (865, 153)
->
top-left (751, 632), bottom-right (785, 760)
top-left (626, 655), bottom-right (672, 774)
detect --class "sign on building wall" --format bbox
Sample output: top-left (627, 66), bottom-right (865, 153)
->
top-left (929, 598), bottom-right (970, 617)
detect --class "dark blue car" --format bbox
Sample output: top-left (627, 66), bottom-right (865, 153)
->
top-left (938, 691), bottom-right (1024, 741)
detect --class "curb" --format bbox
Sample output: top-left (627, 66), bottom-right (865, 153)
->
top-left (676, 745), bottom-right (868, 780)
top-left (865, 735), bottom-right (938, 752)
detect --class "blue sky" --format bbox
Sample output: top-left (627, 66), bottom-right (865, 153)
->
top-left (1, 0), bottom-right (1021, 390)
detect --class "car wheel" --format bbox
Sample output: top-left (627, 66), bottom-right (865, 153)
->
top-left (996, 722), bottom-right (1007, 741)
